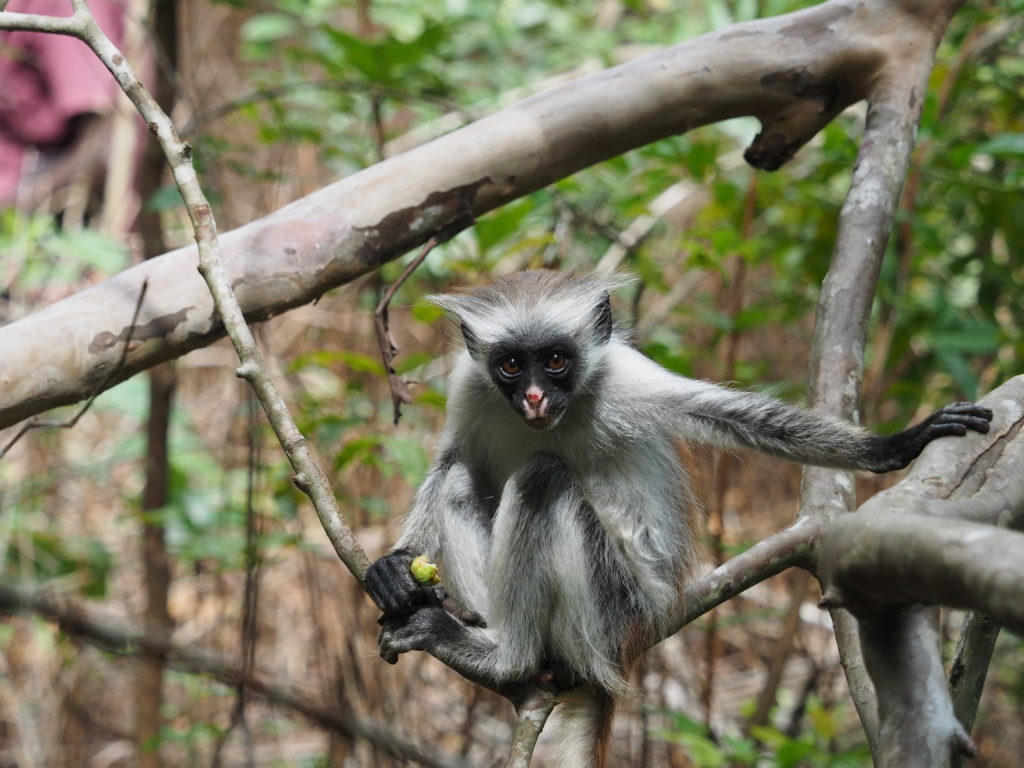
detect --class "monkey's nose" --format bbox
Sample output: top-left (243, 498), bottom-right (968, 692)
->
top-left (524, 385), bottom-right (545, 406)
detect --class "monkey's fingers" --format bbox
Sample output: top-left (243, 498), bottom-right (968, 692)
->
top-left (931, 403), bottom-right (992, 434)
top-left (381, 640), bottom-right (401, 664)
top-left (365, 552), bottom-right (419, 614)
top-left (378, 613), bottom-right (434, 664)
top-left (377, 617), bottom-right (404, 664)
top-left (924, 422), bottom-right (969, 439)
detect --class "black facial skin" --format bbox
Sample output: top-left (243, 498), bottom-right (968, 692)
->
top-left (488, 335), bottom-right (579, 430)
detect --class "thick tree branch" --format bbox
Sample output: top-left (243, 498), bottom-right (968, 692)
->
top-left (818, 377), bottom-right (1024, 768)
top-left (0, 0), bottom-right (966, 429)
top-left (821, 514), bottom-right (1024, 635)
top-left (854, 606), bottom-right (977, 767)
top-left (0, 583), bottom-right (469, 768)
top-left (797, 0), bottom-right (966, 754)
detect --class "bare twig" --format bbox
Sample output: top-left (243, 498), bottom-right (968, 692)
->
top-left (948, 611), bottom-right (999, 762)
top-left (374, 237), bottom-right (438, 425)
top-left (0, 0), bottom-right (371, 580)
top-left (0, 279), bottom-right (149, 459)
top-left (212, 395), bottom-right (262, 768)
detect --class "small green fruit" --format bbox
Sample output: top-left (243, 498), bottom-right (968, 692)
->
top-left (410, 555), bottom-right (439, 585)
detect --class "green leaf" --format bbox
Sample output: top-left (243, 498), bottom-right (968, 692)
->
top-left (44, 228), bottom-right (129, 275)
top-left (412, 301), bottom-right (446, 324)
top-left (335, 435), bottom-right (383, 470)
top-left (240, 12), bottom-right (298, 43)
top-left (776, 737), bottom-right (815, 768)
top-left (976, 134), bottom-right (1024, 157)
top-left (146, 183), bottom-right (185, 213)
top-left (292, 350), bottom-right (385, 376)
top-left (935, 348), bottom-right (979, 400)
top-left (384, 437), bottom-right (430, 485)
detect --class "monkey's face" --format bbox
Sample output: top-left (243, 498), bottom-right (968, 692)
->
top-left (488, 337), bottom-right (578, 430)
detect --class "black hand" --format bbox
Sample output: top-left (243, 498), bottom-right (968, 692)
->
top-left (876, 402), bottom-right (993, 472)
top-left (378, 604), bottom-right (457, 665)
top-left (365, 549), bottom-right (420, 615)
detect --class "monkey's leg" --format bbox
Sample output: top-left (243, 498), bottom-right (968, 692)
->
top-left (378, 453), bottom-right (600, 686)
top-left (377, 454), bottom-right (559, 681)
top-left (489, 452), bottom-right (635, 692)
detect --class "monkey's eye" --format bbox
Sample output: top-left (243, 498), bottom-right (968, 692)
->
top-left (498, 357), bottom-right (523, 379)
top-left (545, 353), bottom-right (570, 374)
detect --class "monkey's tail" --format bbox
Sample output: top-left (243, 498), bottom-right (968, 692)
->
top-left (553, 687), bottom-right (615, 768)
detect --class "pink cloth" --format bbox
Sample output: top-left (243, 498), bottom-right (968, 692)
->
top-left (0, 0), bottom-right (124, 202)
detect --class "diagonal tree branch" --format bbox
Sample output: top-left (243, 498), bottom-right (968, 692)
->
top-left (668, 516), bottom-right (825, 636)
top-left (0, 0), bottom-right (969, 430)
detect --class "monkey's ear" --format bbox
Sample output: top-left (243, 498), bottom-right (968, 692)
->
top-left (593, 293), bottom-right (614, 344)
top-left (460, 322), bottom-right (482, 358)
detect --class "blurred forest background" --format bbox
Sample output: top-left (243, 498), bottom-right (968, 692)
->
top-left (0, 0), bottom-right (1022, 765)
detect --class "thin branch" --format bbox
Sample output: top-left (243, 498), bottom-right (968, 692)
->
top-left (948, 612), bottom-right (999, 757)
top-left (505, 687), bottom-right (557, 768)
top-left (0, 583), bottom-right (470, 768)
top-left (212, 395), bottom-right (262, 768)
top-left (948, 503), bottom-right (1024, 762)
top-left (665, 516), bottom-right (825, 638)
top-left (374, 237), bottom-right (439, 425)
top-left (2, 0), bottom-right (371, 580)
top-left (0, 279), bottom-right (149, 459)
top-left (0, 9), bottom-right (79, 34)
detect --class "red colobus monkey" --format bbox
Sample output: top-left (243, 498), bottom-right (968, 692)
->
top-left (365, 270), bottom-right (991, 767)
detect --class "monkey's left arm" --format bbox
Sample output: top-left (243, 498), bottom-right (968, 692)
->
top-left (649, 370), bottom-right (992, 473)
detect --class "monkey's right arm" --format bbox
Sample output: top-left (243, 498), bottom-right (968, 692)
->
top-left (368, 450), bottom-right (581, 692)
top-left (365, 455), bottom-right (491, 624)
top-left (364, 453), bottom-right (449, 617)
